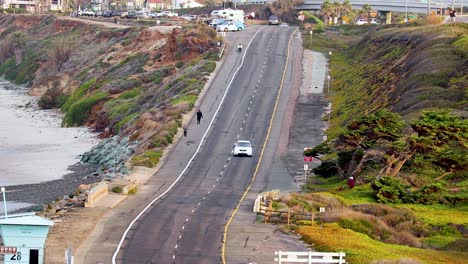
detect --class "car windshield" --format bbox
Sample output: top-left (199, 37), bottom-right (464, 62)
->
top-left (237, 142), bottom-right (251, 147)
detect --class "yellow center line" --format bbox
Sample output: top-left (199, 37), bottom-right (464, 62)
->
top-left (221, 27), bottom-right (299, 264)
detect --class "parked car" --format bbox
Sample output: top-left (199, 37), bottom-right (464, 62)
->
top-left (181, 14), bottom-right (197, 21)
top-left (268, 15), bottom-right (279, 25)
top-left (217, 21), bottom-right (245, 32)
top-left (95, 10), bottom-right (103, 17)
top-left (110, 10), bottom-right (122, 17)
top-left (81, 9), bottom-right (95, 17)
top-left (148, 12), bottom-right (159, 19)
top-left (121, 10), bottom-right (137, 19)
top-left (209, 18), bottom-right (228, 28)
top-left (135, 12), bottom-right (150, 20)
top-left (370, 18), bottom-right (380, 24)
top-left (232, 140), bottom-right (253, 157)
top-left (102, 10), bottom-right (113, 17)
top-left (356, 18), bottom-right (368, 25)
top-left (197, 14), bottom-right (210, 23)
top-left (161, 10), bottom-right (178, 17)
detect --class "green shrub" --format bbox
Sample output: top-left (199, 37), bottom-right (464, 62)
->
top-left (128, 186), bottom-right (138, 195)
top-left (131, 151), bottom-right (163, 168)
top-left (112, 186), bottom-right (123, 193)
top-left (338, 218), bottom-right (374, 237)
top-left (117, 88), bottom-right (140, 100)
top-left (202, 61), bottom-right (216, 73)
top-left (313, 160), bottom-right (338, 178)
top-left (62, 78), bottom-right (97, 111)
top-left (114, 112), bottom-right (140, 133)
top-left (171, 95), bottom-right (197, 109)
top-left (175, 61), bottom-right (184, 68)
top-left (63, 91), bottom-right (108, 126)
top-left (371, 177), bottom-right (410, 204)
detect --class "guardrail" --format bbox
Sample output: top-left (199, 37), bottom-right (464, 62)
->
top-left (275, 251), bottom-right (346, 264)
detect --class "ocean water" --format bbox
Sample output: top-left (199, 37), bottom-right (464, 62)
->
top-left (0, 79), bottom-right (99, 187)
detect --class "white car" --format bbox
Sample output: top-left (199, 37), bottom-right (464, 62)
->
top-left (81, 9), bottom-right (95, 17)
top-left (356, 19), bottom-right (368, 25)
top-left (232, 140), bottom-right (253, 157)
top-left (216, 21), bottom-right (245, 32)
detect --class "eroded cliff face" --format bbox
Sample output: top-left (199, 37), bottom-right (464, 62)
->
top-left (0, 14), bottom-right (221, 168)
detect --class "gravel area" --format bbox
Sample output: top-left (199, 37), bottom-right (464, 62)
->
top-left (4, 163), bottom-right (102, 212)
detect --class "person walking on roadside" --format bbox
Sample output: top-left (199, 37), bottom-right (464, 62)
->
top-left (183, 127), bottom-right (188, 137)
top-left (196, 110), bottom-right (203, 124)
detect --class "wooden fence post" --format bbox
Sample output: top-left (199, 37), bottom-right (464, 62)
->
top-left (311, 212), bottom-right (314, 225)
top-left (287, 208), bottom-right (290, 227)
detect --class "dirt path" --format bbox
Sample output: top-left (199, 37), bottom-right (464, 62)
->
top-left (58, 16), bottom-right (132, 29)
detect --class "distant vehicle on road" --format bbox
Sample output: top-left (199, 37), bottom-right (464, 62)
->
top-left (209, 18), bottom-right (227, 28)
top-left (181, 14), bottom-right (197, 21)
top-left (356, 18), bottom-right (368, 25)
top-left (370, 18), bottom-right (380, 24)
top-left (110, 10), bottom-right (122, 17)
top-left (102, 10), bottom-right (113, 17)
top-left (232, 140), bottom-right (253, 157)
top-left (81, 9), bottom-right (95, 17)
top-left (161, 10), bottom-right (178, 17)
top-left (216, 21), bottom-right (245, 32)
top-left (269, 15), bottom-right (279, 25)
top-left (135, 12), bottom-right (150, 20)
top-left (121, 10), bottom-right (137, 19)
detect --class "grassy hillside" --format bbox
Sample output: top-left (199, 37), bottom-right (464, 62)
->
top-left (0, 14), bottom-right (221, 168)
top-left (274, 22), bottom-right (468, 263)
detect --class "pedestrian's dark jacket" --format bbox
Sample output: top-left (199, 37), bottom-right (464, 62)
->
top-left (197, 111), bottom-right (203, 119)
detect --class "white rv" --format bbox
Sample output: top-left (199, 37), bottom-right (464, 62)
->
top-left (212, 9), bottom-right (244, 23)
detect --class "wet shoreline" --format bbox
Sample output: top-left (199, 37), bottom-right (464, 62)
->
top-left (0, 79), bottom-right (101, 213)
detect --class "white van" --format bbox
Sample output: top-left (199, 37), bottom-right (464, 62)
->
top-left (211, 9), bottom-right (244, 23)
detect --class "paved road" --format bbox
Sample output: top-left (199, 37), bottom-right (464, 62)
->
top-left (77, 25), bottom-right (299, 264)
top-left (119, 26), bottom-right (297, 264)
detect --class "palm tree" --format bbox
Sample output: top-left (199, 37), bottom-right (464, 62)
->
top-left (361, 3), bottom-right (372, 19)
top-left (320, 0), bottom-right (333, 24)
top-left (341, 0), bottom-right (352, 17)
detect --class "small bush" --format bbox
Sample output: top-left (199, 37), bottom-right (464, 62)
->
top-left (313, 160), bottom-right (338, 178)
top-left (131, 151), bottom-right (163, 168)
top-left (171, 95), bottom-right (197, 109)
top-left (117, 88), bottom-right (140, 100)
top-left (62, 78), bottom-right (97, 111)
top-left (63, 91), bottom-right (108, 126)
top-left (175, 61), bottom-right (184, 68)
top-left (371, 177), bottom-right (410, 204)
top-left (112, 186), bottom-right (123, 193)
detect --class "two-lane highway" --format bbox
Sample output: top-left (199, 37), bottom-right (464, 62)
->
top-left (119, 26), bottom-right (296, 263)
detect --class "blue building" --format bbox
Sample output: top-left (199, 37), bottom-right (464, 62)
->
top-left (0, 213), bottom-right (54, 264)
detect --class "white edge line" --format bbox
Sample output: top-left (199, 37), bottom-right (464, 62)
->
top-left (111, 26), bottom-right (267, 264)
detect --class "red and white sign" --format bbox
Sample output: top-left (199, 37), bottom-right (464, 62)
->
top-left (0, 247), bottom-right (17, 254)
top-left (304, 147), bottom-right (313, 162)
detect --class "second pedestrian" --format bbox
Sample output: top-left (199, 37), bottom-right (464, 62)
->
top-left (196, 109), bottom-right (203, 124)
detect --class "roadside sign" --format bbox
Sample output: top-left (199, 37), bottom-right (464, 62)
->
top-left (304, 147), bottom-right (314, 162)
top-left (0, 246), bottom-right (17, 254)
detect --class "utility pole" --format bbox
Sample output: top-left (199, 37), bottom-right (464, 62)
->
top-left (427, 0), bottom-right (431, 15)
top-left (1, 187), bottom-right (7, 219)
top-left (405, 0), bottom-right (408, 22)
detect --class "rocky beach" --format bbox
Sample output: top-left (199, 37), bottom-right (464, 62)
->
top-left (0, 79), bottom-right (101, 213)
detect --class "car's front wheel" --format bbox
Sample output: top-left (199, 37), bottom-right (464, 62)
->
top-left (224, 28), bottom-right (229, 32)
top-left (237, 27), bottom-right (242, 31)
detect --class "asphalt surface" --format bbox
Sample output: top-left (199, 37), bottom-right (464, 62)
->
top-left (77, 25), bottom-right (301, 264)
top-left (118, 26), bottom-right (297, 264)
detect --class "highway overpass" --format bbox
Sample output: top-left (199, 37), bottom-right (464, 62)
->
top-left (298, 0), bottom-right (464, 14)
